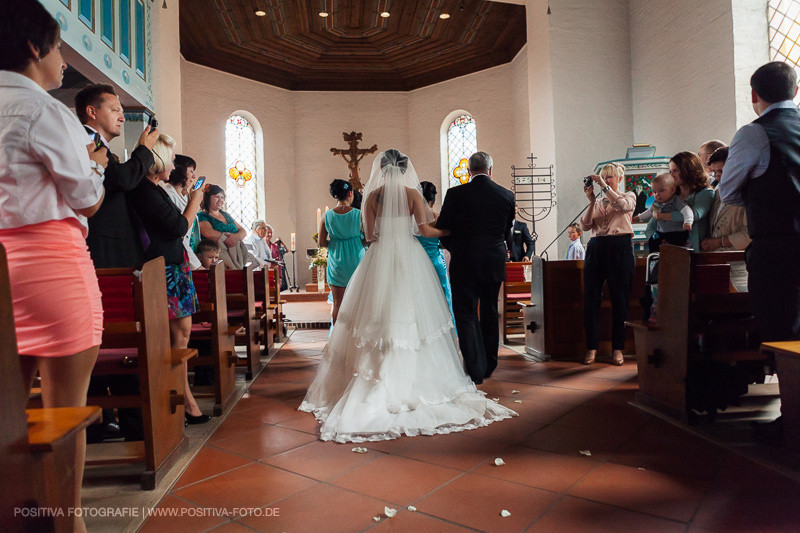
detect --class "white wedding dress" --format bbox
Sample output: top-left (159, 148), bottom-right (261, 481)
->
top-left (299, 150), bottom-right (517, 443)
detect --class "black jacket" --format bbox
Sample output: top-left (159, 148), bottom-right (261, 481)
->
top-left (436, 175), bottom-right (515, 282)
top-left (85, 136), bottom-right (154, 268)
top-left (128, 179), bottom-right (188, 265)
top-left (508, 220), bottom-right (534, 261)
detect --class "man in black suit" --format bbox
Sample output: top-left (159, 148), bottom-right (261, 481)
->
top-left (437, 152), bottom-right (515, 384)
top-left (508, 206), bottom-right (534, 261)
top-left (75, 84), bottom-right (158, 269)
top-left (75, 84), bottom-right (157, 442)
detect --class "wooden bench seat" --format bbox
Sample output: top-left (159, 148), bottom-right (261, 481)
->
top-left (1, 244), bottom-right (102, 533)
top-left (499, 262), bottom-right (531, 343)
top-left (190, 262), bottom-right (236, 415)
top-left (88, 258), bottom-right (195, 490)
top-left (225, 264), bottom-right (263, 380)
top-left (760, 341), bottom-right (800, 446)
top-left (268, 266), bottom-right (287, 342)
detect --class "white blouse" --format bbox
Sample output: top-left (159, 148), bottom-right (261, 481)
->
top-left (0, 71), bottom-right (103, 236)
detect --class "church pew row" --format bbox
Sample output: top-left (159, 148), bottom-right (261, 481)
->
top-left (626, 245), bottom-right (766, 423)
top-left (523, 257), bottom-right (647, 360)
top-left (499, 262), bottom-right (531, 343)
top-left (253, 266), bottom-right (275, 353)
top-left (87, 259), bottom-right (197, 490)
top-left (190, 262), bottom-right (237, 415)
top-left (1, 244), bottom-right (101, 533)
top-left (760, 341), bottom-right (800, 447)
top-left (225, 264), bottom-right (263, 380)
top-left (268, 266), bottom-right (287, 343)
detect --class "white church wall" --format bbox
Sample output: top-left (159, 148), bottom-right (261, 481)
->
top-left (630, 0), bottom-right (739, 155)
top-left (152, 1), bottom-right (183, 149)
top-left (732, 0), bottom-right (770, 129)
top-left (548, 0), bottom-right (634, 256)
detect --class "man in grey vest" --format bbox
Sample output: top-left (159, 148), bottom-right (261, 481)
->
top-left (720, 61), bottom-right (800, 443)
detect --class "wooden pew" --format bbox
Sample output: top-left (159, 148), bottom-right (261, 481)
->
top-left (499, 262), bottom-right (531, 343)
top-left (88, 258), bottom-right (196, 490)
top-left (0, 244), bottom-right (101, 533)
top-left (190, 262), bottom-right (236, 416)
top-left (628, 245), bottom-right (765, 422)
top-left (760, 341), bottom-right (800, 447)
top-left (225, 264), bottom-right (262, 380)
top-left (523, 256), bottom-right (647, 360)
top-left (253, 266), bottom-right (275, 353)
top-left (268, 266), bottom-right (287, 342)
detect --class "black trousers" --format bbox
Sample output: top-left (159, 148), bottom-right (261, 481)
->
top-left (746, 237), bottom-right (800, 342)
top-left (583, 235), bottom-right (635, 350)
top-left (452, 278), bottom-right (503, 384)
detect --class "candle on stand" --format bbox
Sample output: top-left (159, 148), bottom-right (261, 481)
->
top-left (290, 232), bottom-right (296, 251)
top-left (325, 205), bottom-right (329, 213)
top-left (316, 208), bottom-right (321, 230)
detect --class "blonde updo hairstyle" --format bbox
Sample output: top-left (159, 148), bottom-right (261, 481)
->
top-left (599, 162), bottom-right (626, 191)
top-left (147, 133), bottom-right (176, 178)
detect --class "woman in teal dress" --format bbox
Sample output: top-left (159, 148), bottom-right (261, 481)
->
top-left (320, 179), bottom-right (365, 324)
top-left (197, 185), bottom-right (257, 268)
top-left (417, 181), bottom-right (455, 326)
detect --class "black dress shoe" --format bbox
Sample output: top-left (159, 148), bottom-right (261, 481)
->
top-left (185, 412), bottom-right (212, 425)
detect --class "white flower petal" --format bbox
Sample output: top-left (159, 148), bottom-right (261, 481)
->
top-left (511, 390), bottom-right (520, 394)
top-left (373, 516), bottom-right (381, 522)
top-left (494, 458), bottom-right (506, 466)
top-left (514, 400), bottom-right (522, 403)
top-left (492, 397), bottom-right (500, 401)
top-left (579, 450), bottom-right (592, 456)
top-left (384, 506), bottom-right (397, 518)
top-left (500, 509), bottom-right (511, 517)
top-left (407, 505), bottom-right (417, 512)
top-left (351, 447), bottom-right (368, 453)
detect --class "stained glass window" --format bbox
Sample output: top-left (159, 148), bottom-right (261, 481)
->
top-left (225, 115), bottom-right (258, 232)
top-left (447, 114), bottom-right (477, 188)
top-left (769, 0), bottom-right (800, 103)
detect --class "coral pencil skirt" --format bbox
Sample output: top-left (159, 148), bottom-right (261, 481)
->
top-left (0, 218), bottom-right (103, 357)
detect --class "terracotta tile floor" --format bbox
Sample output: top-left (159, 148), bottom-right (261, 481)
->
top-left (141, 329), bottom-right (800, 532)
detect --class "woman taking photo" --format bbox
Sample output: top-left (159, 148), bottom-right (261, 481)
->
top-left (0, 2), bottom-right (107, 530)
top-left (580, 162), bottom-right (636, 366)
top-left (160, 154), bottom-right (201, 268)
top-left (319, 179), bottom-right (365, 324)
top-left (197, 185), bottom-right (256, 269)
top-left (128, 134), bottom-right (210, 425)
top-left (650, 151), bottom-right (715, 250)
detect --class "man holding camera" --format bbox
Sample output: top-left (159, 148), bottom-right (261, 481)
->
top-left (75, 84), bottom-right (158, 268)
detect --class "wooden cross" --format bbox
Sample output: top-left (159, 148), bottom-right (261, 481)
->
top-left (330, 131), bottom-right (378, 191)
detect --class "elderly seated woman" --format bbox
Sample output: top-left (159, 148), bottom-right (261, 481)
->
top-left (197, 184), bottom-right (257, 269)
top-left (244, 219), bottom-right (272, 266)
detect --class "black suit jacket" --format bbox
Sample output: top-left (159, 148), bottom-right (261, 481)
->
top-left (509, 220), bottom-right (534, 261)
top-left (436, 175), bottom-right (515, 283)
top-left (84, 129), bottom-right (154, 268)
top-left (128, 179), bottom-right (189, 265)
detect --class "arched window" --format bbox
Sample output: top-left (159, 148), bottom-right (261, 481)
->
top-left (769, 0), bottom-right (800, 102)
top-left (446, 114), bottom-right (478, 189)
top-left (225, 114), bottom-right (259, 231)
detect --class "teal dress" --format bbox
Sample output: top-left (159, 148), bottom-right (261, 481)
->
top-left (325, 208), bottom-right (365, 287)
top-left (644, 188), bottom-right (715, 250)
top-left (416, 236), bottom-right (455, 325)
top-left (197, 210), bottom-right (238, 234)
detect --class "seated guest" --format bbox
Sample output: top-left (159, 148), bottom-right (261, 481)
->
top-left (508, 206), bottom-right (534, 262)
top-left (698, 139), bottom-right (727, 173)
top-left (195, 238), bottom-right (221, 269)
top-left (701, 147), bottom-right (751, 251)
top-left (75, 83), bottom-right (158, 268)
top-left (128, 134), bottom-right (210, 424)
top-left (161, 154), bottom-right (201, 268)
top-left (633, 173), bottom-right (694, 252)
top-left (244, 220), bottom-right (272, 265)
top-left (566, 223), bottom-right (585, 260)
top-left (0, 2), bottom-right (107, 529)
top-left (197, 185), bottom-right (257, 269)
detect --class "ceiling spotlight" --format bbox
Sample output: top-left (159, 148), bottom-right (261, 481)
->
top-left (255, 10), bottom-right (266, 16)
top-left (319, 11), bottom-right (329, 17)
top-left (380, 11), bottom-right (390, 18)
top-left (439, 13), bottom-right (450, 19)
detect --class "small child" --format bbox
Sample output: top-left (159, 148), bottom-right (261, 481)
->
top-left (195, 238), bottom-right (220, 269)
top-left (566, 223), bottom-right (585, 260)
top-left (633, 173), bottom-right (693, 252)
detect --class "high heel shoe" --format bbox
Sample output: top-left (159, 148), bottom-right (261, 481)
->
top-left (185, 412), bottom-right (211, 425)
top-left (583, 350), bottom-right (596, 365)
top-left (612, 350), bottom-right (624, 366)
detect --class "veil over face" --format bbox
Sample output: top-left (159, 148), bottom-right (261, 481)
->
top-left (361, 149), bottom-right (434, 242)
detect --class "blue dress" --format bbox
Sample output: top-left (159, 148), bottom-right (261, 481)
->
top-left (416, 235), bottom-right (455, 325)
top-left (325, 208), bottom-right (365, 287)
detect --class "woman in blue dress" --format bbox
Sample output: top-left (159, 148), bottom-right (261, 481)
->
top-left (418, 181), bottom-right (455, 325)
top-left (319, 179), bottom-right (365, 323)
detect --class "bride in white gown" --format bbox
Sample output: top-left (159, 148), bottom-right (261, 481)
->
top-left (299, 149), bottom-right (517, 443)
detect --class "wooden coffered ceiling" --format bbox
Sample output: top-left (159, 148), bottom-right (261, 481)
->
top-left (179, 0), bottom-right (527, 91)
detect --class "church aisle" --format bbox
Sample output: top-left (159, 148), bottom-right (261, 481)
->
top-left (139, 330), bottom-right (800, 533)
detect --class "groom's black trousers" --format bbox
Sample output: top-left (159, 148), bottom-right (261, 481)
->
top-left (452, 278), bottom-right (503, 384)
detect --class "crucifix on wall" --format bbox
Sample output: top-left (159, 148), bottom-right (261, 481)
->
top-left (330, 131), bottom-right (378, 191)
